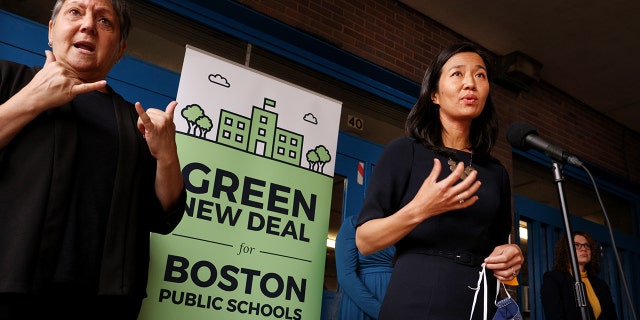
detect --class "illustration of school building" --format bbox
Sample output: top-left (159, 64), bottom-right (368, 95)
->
top-left (217, 98), bottom-right (304, 167)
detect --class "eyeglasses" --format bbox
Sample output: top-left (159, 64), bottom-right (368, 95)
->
top-left (574, 242), bottom-right (591, 250)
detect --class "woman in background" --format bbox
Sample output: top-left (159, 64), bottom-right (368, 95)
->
top-left (541, 231), bottom-right (618, 319)
top-left (336, 215), bottom-right (394, 320)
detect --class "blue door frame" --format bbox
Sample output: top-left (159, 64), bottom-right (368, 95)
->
top-left (323, 133), bottom-right (384, 320)
top-left (335, 131), bottom-right (385, 221)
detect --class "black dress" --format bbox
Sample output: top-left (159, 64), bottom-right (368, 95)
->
top-left (357, 137), bottom-right (512, 319)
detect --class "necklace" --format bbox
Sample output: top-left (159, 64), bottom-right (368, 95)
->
top-left (448, 152), bottom-right (474, 180)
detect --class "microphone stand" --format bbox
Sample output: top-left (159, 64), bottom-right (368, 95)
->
top-left (551, 161), bottom-right (589, 320)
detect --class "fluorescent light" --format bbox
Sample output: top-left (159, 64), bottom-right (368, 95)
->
top-left (326, 238), bottom-right (336, 248)
top-left (519, 226), bottom-right (528, 240)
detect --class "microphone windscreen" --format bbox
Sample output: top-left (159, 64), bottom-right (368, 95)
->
top-left (506, 122), bottom-right (538, 150)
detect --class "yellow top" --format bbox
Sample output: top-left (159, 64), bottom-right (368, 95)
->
top-left (582, 270), bottom-right (602, 319)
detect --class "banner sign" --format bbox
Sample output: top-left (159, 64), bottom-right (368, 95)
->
top-left (139, 46), bottom-right (342, 320)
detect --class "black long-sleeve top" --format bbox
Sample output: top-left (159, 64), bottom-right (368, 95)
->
top-left (0, 60), bottom-right (186, 299)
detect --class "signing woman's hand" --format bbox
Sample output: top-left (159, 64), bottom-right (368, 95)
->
top-left (135, 101), bottom-right (178, 161)
top-left (135, 101), bottom-right (183, 211)
top-left (28, 50), bottom-right (107, 111)
top-left (0, 50), bottom-right (107, 148)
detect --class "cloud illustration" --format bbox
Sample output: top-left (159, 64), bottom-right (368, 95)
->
top-left (208, 74), bottom-right (230, 87)
top-left (303, 113), bottom-right (318, 125)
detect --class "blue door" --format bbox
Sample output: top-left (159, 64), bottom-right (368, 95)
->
top-left (321, 132), bottom-right (385, 320)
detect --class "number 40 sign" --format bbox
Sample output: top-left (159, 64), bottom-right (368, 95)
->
top-left (347, 114), bottom-right (364, 131)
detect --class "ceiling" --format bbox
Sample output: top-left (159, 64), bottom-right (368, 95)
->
top-left (399, 0), bottom-right (640, 135)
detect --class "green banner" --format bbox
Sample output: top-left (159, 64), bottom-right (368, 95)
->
top-left (139, 46), bottom-right (342, 320)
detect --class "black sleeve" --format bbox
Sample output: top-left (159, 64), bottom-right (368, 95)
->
top-left (356, 137), bottom-right (414, 226)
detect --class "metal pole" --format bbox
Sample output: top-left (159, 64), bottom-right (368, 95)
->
top-left (551, 161), bottom-right (589, 320)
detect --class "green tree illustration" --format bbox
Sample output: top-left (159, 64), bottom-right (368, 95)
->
top-left (181, 104), bottom-right (204, 135)
top-left (306, 145), bottom-right (331, 173)
top-left (315, 145), bottom-right (331, 173)
top-left (195, 115), bottom-right (213, 139)
top-left (306, 149), bottom-right (320, 171)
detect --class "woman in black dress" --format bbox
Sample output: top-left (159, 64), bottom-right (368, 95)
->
top-left (355, 42), bottom-right (523, 319)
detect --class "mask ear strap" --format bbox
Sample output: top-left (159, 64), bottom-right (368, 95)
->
top-left (469, 265), bottom-right (489, 320)
top-left (495, 279), bottom-right (512, 303)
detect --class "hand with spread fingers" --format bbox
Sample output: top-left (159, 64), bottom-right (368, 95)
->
top-left (0, 50), bottom-right (107, 148)
top-left (409, 158), bottom-right (482, 219)
top-left (26, 50), bottom-right (107, 110)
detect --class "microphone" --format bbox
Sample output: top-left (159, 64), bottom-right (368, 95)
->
top-left (506, 122), bottom-right (583, 167)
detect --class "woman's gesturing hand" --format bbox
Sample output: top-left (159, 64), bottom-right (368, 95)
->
top-left (28, 51), bottom-right (107, 112)
top-left (409, 158), bottom-right (482, 221)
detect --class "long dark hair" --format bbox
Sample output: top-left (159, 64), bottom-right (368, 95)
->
top-left (405, 42), bottom-right (498, 155)
top-left (551, 230), bottom-right (601, 275)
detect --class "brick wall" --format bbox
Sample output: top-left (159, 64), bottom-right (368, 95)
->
top-left (235, 0), bottom-right (640, 184)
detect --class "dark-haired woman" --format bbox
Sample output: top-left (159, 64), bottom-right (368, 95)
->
top-left (355, 42), bottom-right (523, 319)
top-left (541, 231), bottom-right (618, 319)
